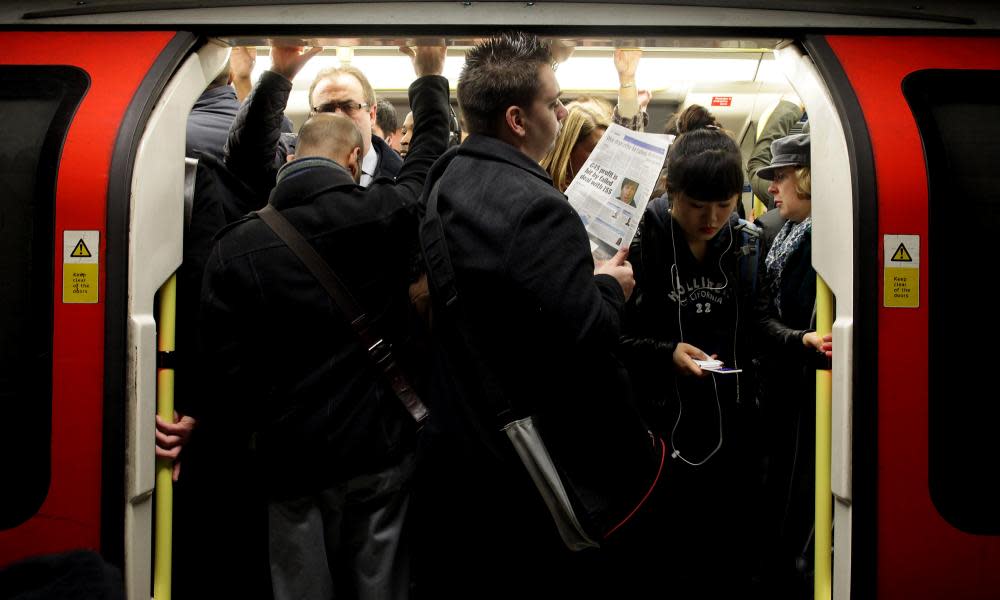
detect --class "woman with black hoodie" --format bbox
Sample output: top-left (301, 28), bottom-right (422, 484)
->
top-left (621, 127), bottom-right (760, 597)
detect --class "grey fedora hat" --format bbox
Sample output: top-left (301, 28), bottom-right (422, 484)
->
top-left (756, 133), bottom-right (810, 181)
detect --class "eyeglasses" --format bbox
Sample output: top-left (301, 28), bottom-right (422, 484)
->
top-left (312, 100), bottom-right (370, 115)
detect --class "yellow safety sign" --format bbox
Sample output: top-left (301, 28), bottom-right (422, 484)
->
top-left (884, 234), bottom-right (919, 308)
top-left (63, 230), bottom-right (99, 303)
top-left (890, 243), bottom-right (912, 262)
top-left (71, 238), bottom-right (92, 258)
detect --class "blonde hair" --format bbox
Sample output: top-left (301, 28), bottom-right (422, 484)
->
top-left (795, 166), bottom-right (811, 199)
top-left (541, 106), bottom-right (608, 192)
top-left (568, 95), bottom-right (613, 121)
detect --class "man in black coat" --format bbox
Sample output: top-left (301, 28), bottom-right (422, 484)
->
top-left (224, 45), bottom-right (402, 202)
top-left (200, 45), bottom-right (449, 600)
top-left (413, 32), bottom-right (663, 598)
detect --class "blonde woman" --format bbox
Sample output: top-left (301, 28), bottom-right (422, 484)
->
top-left (540, 105), bottom-right (608, 191)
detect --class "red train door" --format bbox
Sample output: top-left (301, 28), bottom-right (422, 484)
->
top-left (808, 35), bottom-right (1000, 598)
top-left (0, 31), bottom-right (193, 570)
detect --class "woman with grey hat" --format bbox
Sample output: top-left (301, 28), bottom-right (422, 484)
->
top-left (753, 132), bottom-right (832, 597)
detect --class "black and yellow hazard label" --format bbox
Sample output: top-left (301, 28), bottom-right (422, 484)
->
top-left (63, 230), bottom-right (99, 303)
top-left (890, 243), bottom-right (912, 262)
top-left (884, 234), bottom-right (919, 308)
top-left (70, 238), bottom-right (92, 258)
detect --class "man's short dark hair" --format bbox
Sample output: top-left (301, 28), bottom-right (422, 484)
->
top-left (457, 32), bottom-right (553, 137)
top-left (375, 98), bottom-right (398, 136)
top-left (666, 128), bottom-right (744, 202)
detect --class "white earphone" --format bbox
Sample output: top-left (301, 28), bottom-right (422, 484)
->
top-left (666, 210), bottom-right (741, 466)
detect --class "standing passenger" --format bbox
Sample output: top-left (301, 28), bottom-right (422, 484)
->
top-left (374, 97), bottom-right (402, 153)
top-left (753, 133), bottom-right (831, 598)
top-left (224, 44), bottom-right (403, 201)
top-left (540, 105), bottom-right (608, 192)
top-left (621, 127), bottom-right (761, 597)
top-left (413, 31), bottom-right (664, 598)
top-left (200, 45), bottom-right (449, 600)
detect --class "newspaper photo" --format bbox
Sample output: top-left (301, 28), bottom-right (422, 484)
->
top-left (565, 124), bottom-right (674, 260)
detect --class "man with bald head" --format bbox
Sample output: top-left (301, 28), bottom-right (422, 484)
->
top-left (294, 113), bottom-right (364, 183)
top-left (201, 46), bottom-right (450, 600)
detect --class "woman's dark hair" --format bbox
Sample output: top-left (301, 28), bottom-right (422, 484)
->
top-left (676, 104), bottom-right (721, 134)
top-left (663, 104), bottom-right (720, 136)
top-left (666, 128), bottom-right (743, 202)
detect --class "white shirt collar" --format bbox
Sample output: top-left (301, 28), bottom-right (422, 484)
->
top-left (360, 143), bottom-right (378, 188)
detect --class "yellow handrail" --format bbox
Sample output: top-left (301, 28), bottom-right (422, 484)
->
top-left (154, 273), bottom-right (177, 600)
top-left (815, 273), bottom-right (833, 600)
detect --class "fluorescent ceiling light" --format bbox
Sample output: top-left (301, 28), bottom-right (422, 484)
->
top-left (251, 50), bottom-right (777, 96)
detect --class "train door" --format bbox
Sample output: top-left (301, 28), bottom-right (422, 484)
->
top-left (805, 36), bottom-right (1000, 599)
top-left (0, 30), bottom-right (225, 598)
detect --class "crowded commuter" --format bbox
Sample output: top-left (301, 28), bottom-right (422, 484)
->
top-left (167, 50), bottom-right (287, 598)
top-left (540, 105), bottom-right (609, 191)
top-left (413, 31), bottom-right (665, 598)
top-left (611, 48), bottom-right (651, 131)
top-left (374, 97), bottom-right (402, 152)
top-left (398, 110), bottom-right (413, 157)
top-left (185, 51), bottom-right (252, 160)
top-left (747, 95), bottom-right (805, 212)
top-left (621, 126), bottom-right (761, 597)
top-left (224, 44), bottom-right (402, 201)
top-left (650, 103), bottom-right (725, 206)
top-left (753, 132), bottom-right (831, 598)
top-left (199, 44), bottom-right (449, 600)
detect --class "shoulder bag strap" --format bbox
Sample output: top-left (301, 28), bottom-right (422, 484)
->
top-left (420, 184), bottom-right (514, 425)
top-left (257, 202), bottom-right (427, 423)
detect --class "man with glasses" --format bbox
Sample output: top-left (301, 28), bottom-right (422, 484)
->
top-left (225, 45), bottom-right (405, 197)
top-left (308, 64), bottom-right (403, 186)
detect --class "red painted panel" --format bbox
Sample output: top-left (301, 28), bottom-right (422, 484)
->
top-left (0, 31), bottom-right (176, 565)
top-left (826, 36), bottom-right (1000, 599)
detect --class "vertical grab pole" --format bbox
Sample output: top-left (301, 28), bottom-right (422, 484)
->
top-left (153, 273), bottom-right (177, 600)
top-left (815, 273), bottom-right (834, 600)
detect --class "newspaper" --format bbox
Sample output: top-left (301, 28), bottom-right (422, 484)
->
top-left (566, 124), bottom-right (674, 260)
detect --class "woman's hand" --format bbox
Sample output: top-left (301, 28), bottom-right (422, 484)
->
top-left (803, 332), bottom-right (833, 359)
top-left (673, 342), bottom-right (713, 377)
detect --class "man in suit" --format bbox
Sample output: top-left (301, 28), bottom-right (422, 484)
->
top-left (224, 45), bottom-right (404, 200)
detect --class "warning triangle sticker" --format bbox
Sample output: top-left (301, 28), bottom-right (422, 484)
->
top-left (890, 243), bottom-right (912, 262)
top-left (71, 239), bottom-right (92, 258)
